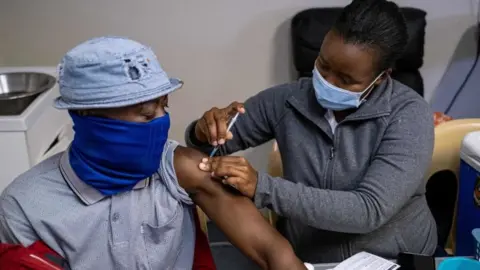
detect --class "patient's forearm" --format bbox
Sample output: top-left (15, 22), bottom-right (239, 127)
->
top-left (192, 181), bottom-right (305, 270)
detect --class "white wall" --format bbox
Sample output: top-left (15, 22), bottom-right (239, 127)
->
top-left (0, 0), bottom-right (478, 171)
top-left (0, 22), bottom-right (5, 65)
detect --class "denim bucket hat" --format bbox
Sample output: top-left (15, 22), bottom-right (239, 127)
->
top-left (54, 36), bottom-right (183, 110)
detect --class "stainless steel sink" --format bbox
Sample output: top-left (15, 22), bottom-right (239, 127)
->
top-left (0, 72), bottom-right (56, 115)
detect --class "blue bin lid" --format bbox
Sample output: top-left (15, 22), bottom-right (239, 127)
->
top-left (438, 258), bottom-right (480, 270)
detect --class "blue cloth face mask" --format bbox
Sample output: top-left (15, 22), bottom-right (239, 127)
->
top-left (68, 111), bottom-right (170, 196)
top-left (312, 66), bottom-right (384, 111)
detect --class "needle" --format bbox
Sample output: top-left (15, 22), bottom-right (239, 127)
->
top-left (209, 112), bottom-right (240, 157)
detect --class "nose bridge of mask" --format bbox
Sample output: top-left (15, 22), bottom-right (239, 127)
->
top-left (316, 68), bottom-right (362, 97)
top-left (316, 66), bottom-right (384, 97)
top-left (314, 66), bottom-right (384, 96)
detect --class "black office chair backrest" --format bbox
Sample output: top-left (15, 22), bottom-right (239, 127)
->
top-left (291, 7), bottom-right (427, 96)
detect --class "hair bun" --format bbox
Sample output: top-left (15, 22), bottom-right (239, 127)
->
top-left (334, 0), bottom-right (408, 72)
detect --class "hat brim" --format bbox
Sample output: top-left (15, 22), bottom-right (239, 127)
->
top-left (54, 78), bottom-right (183, 110)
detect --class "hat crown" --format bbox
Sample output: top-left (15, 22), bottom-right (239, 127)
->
top-left (55, 36), bottom-right (179, 109)
top-left (59, 36), bottom-right (169, 90)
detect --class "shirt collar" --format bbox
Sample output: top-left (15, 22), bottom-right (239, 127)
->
top-left (59, 150), bottom-right (150, 205)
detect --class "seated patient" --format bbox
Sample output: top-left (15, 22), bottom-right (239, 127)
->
top-left (0, 37), bottom-right (305, 270)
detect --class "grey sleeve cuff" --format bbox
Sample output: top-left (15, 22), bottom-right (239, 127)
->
top-left (184, 120), bottom-right (214, 154)
top-left (253, 172), bottom-right (272, 209)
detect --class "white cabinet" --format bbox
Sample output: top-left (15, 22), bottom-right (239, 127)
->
top-left (0, 67), bottom-right (73, 192)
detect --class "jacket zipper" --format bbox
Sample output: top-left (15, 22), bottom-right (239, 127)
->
top-left (324, 113), bottom-right (388, 188)
top-left (322, 126), bottom-right (338, 189)
top-left (321, 112), bottom-right (388, 189)
top-left (327, 128), bottom-right (338, 190)
top-left (329, 147), bottom-right (335, 160)
top-left (325, 127), bottom-right (346, 257)
top-left (324, 116), bottom-right (387, 255)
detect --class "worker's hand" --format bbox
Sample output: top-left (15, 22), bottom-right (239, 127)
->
top-left (199, 156), bottom-right (257, 199)
top-left (194, 102), bottom-right (245, 146)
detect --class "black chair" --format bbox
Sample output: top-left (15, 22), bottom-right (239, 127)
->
top-left (426, 170), bottom-right (458, 256)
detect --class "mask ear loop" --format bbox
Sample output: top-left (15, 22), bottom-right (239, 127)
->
top-left (360, 72), bottom-right (386, 103)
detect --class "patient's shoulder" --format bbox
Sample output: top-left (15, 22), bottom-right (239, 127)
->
top-left (175, 146), bottom-right (207, 160)
top-left (174, 146), bottom-right (207, 170)
top-left (173, 146), bottom-right (210, 192)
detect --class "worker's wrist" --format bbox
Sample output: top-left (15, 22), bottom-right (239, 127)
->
top-left (186, 120), bottom-right (209, 147)
top-left (253, 172), bottom-right (271, 208)
top-left (190, 121), bottom-right (204, 145)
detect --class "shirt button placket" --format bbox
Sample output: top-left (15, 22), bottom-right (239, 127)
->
top-left (111, 196), bottom-right (129, 245)
top-left (112, 212), bottom-right (120, 222)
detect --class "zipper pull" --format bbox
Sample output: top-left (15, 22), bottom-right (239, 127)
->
top-left (329, 147), bottom-right (335, 159)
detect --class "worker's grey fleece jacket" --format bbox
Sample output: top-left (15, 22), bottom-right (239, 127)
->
top-left (185, 77), bottom-right (437, 263)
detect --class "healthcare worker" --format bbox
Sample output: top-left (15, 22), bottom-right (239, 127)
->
top-left (0, 37), bottom-right (307, 270)
top-left (186, 0), bottom-right (437, 263)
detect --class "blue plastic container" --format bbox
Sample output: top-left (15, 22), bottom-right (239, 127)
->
top-left (437, 258), bottom-right (480, 270)
top-left (456, 131), bottom-right (480, 256)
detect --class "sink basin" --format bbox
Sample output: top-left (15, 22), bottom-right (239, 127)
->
top-left (0, 72), bottom-right (57, 115)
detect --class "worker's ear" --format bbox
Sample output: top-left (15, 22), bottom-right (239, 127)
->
top-left (374, 68), bottom-right (392, 86)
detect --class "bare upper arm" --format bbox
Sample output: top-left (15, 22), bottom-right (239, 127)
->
top-left (174, 146), bottom-right (240, 196)
top-left (173, 146), bottom-right (212, 193)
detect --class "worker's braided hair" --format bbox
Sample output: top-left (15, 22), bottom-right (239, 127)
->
top-left (333, 0), bottom-right (409, 73)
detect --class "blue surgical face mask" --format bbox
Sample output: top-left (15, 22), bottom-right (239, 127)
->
top-left (68, 111), bottom-right (170, 196)
top-left (312, 66), bottom-right (384, 111)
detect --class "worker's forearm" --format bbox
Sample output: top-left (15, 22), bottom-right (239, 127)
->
top-left (192, 181), bottom-right (304, 269)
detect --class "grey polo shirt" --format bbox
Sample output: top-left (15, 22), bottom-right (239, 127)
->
top-left (0, 140), bottom-right (196, 270)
